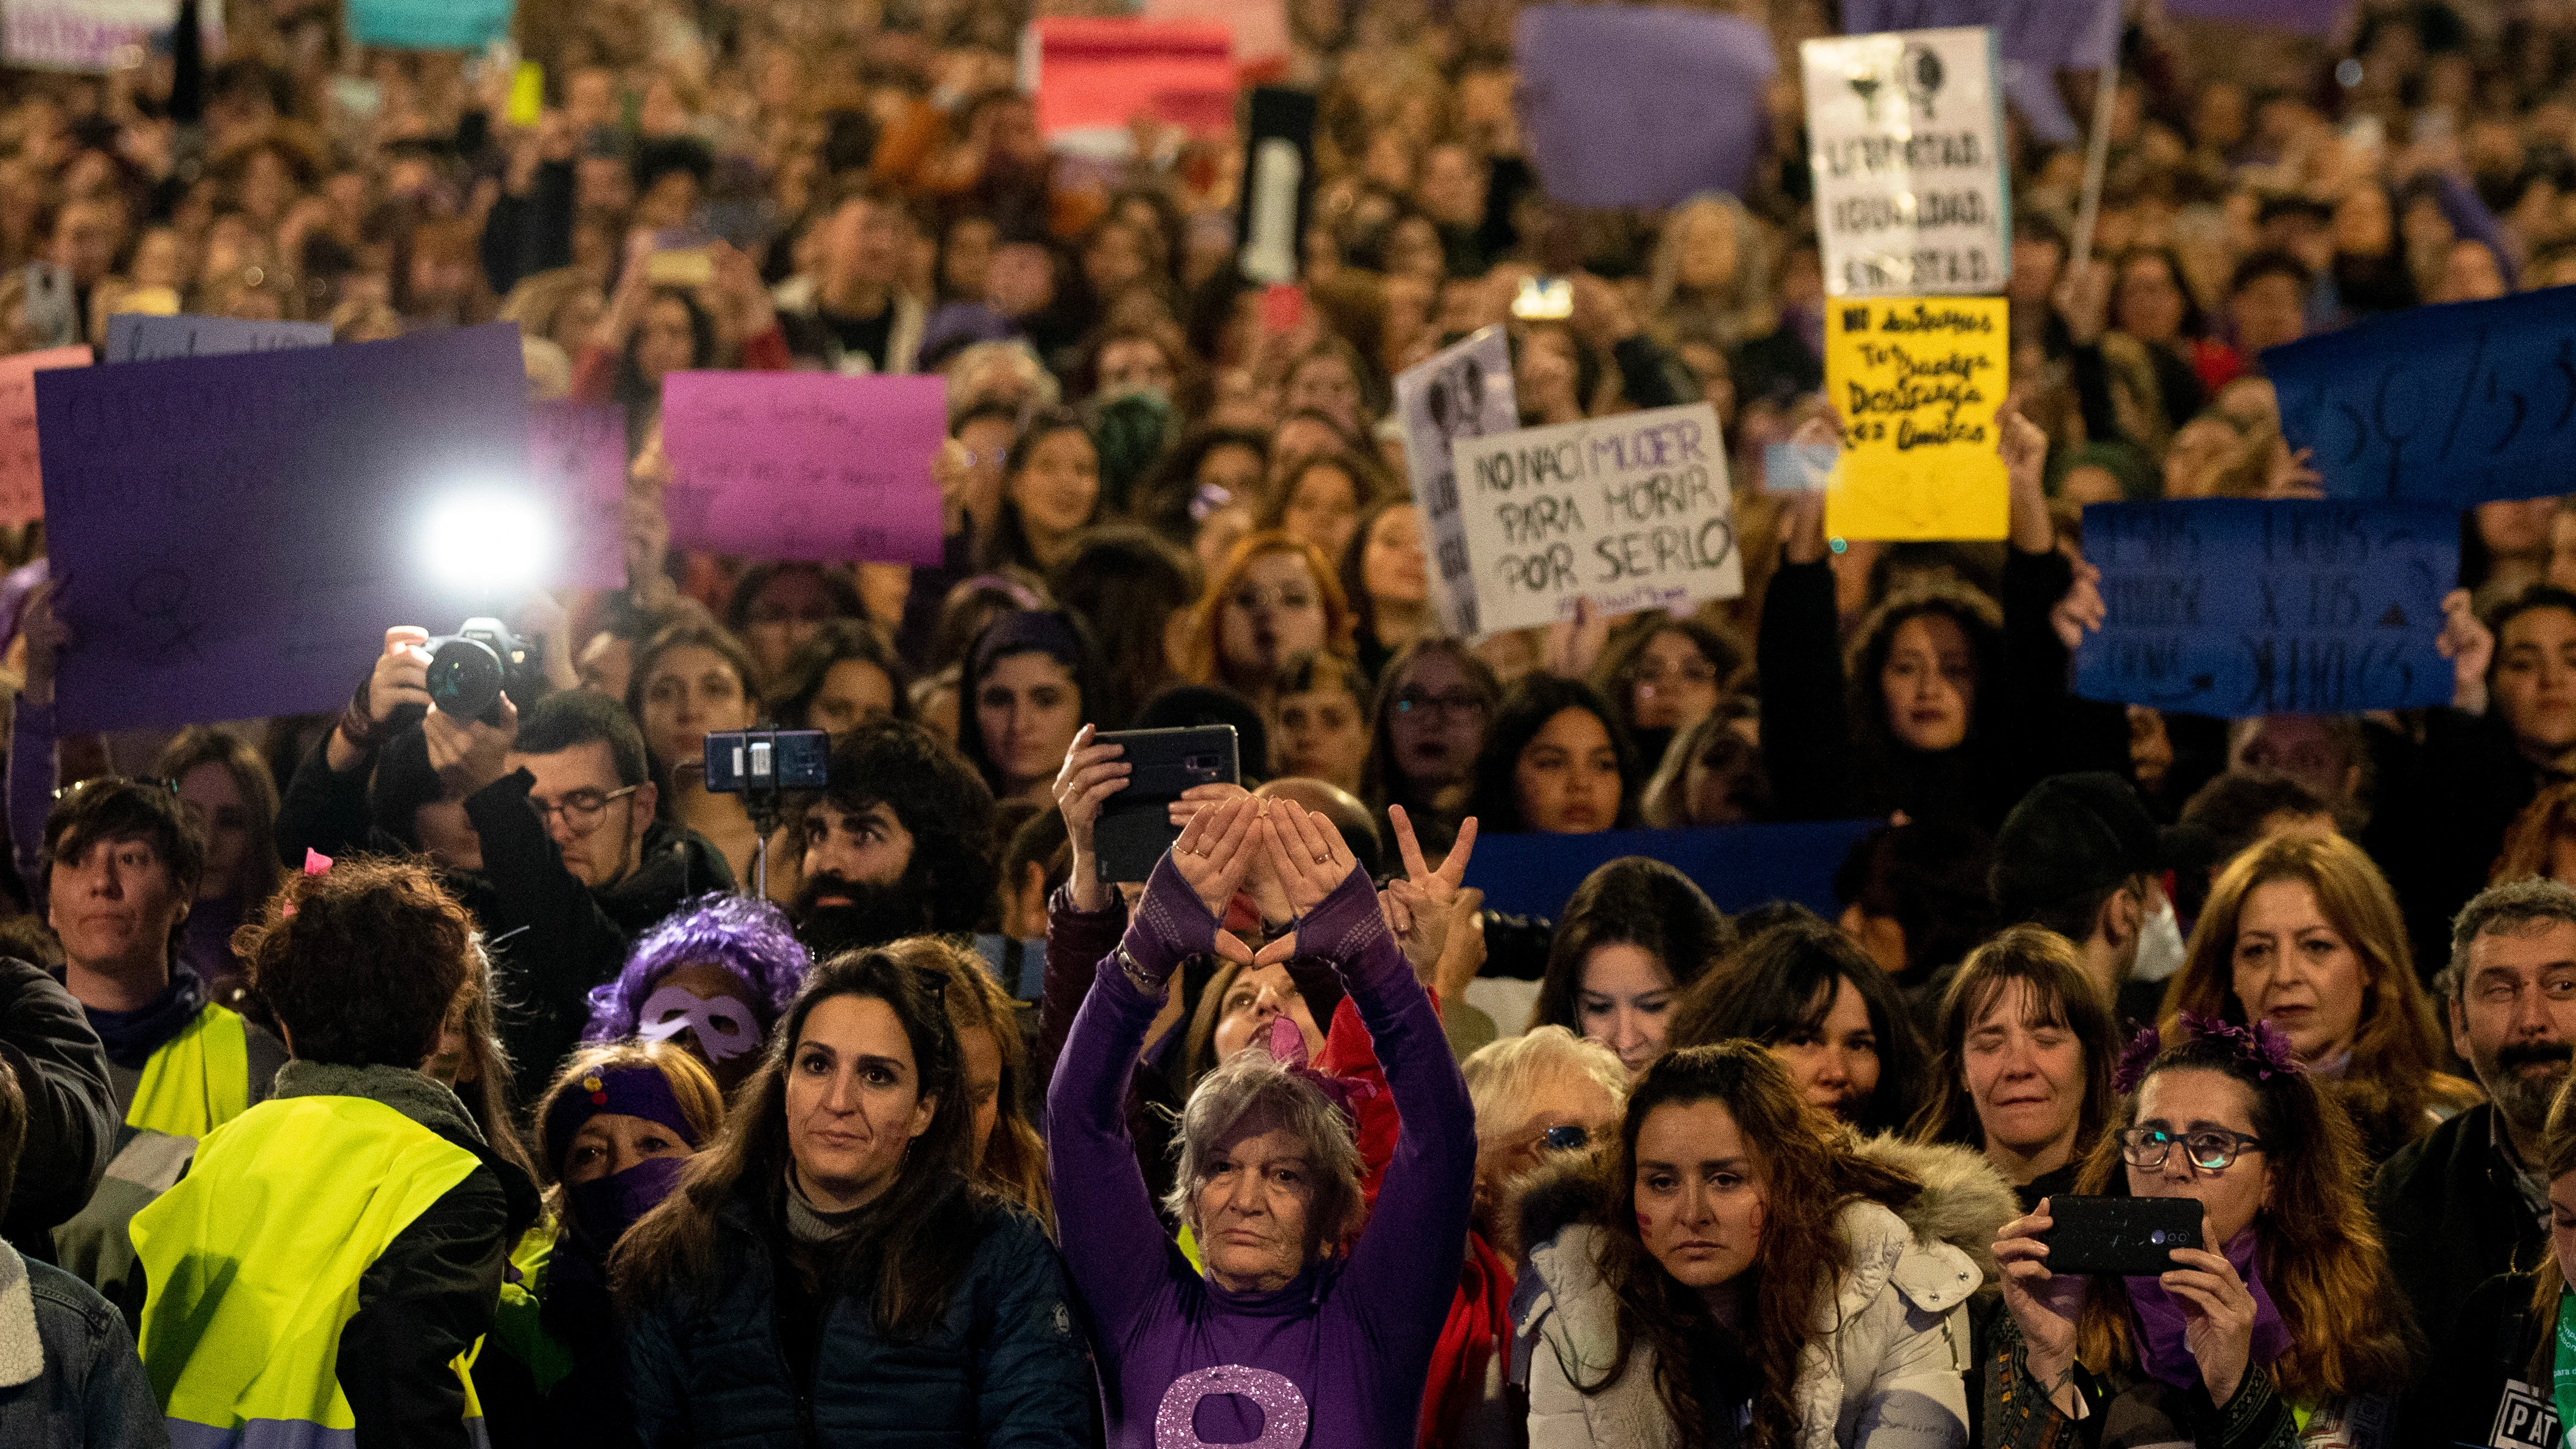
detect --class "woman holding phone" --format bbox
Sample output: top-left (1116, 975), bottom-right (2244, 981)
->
top-left (1986, 1015), bottom-right (2416, 1443)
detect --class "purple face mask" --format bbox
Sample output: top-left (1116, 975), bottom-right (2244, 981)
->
top-left (636, 983), bottom-right (764, 1062)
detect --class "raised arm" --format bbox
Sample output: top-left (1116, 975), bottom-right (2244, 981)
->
top-left (1261, 803), bottom-right (1475, 1351)
top-left (1046, 796), bottom-right (1261, 1337)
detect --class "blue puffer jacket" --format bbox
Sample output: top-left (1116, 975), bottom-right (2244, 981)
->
top-left (623, 1184), bottom-right (1091, 1448)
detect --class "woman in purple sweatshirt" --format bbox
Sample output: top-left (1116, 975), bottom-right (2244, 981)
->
top-left (1049, 793), bottom-right (1477, 1448)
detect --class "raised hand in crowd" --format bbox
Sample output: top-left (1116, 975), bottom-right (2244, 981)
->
top-left (19, 576), bottom-right (65, 708)
top-left (1052, 723), bottom-right (1129, 911)
top-left (324, 626), bottom-right (435, 770)
top-left (2439, 587), bottom-right (2494, 714)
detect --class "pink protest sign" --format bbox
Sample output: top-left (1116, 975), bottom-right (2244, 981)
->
top-left (528, 400), bottom-right (626, 588)
top-left (0, 346), bottom-right (91, 526)
top-left (1142, 0), bottom-right (1289, 81)
top-left (658, 371), bottom-right (947, 565)
top-left (1029, 18), bottom-right (1238, 146)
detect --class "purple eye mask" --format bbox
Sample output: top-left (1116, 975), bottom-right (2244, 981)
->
top-left (636, 984), bottom-right (764, 1062)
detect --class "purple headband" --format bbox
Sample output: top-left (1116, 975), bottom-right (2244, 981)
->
top-left (970, 609), bottom-right (1084, 683)
top-left (2113, 1010), bottom-right (2302, 1096)
top-left (543, 1063), bottom-right (701, 1172)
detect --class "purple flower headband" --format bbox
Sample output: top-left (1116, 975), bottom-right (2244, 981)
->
top-left (2113, 1010), bottom-right (2303, 1096)
top-left (1255, 1014), bottom-right (1380, 1126)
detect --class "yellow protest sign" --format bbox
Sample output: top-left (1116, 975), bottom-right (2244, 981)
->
top-left (507, 63), bottom-right (546, 130)
top-left (1823, 295), bottom-right (2008, 541)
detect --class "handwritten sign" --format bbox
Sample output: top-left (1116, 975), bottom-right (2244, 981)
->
top-left (1801, 27), bottom-right (2009, 297)
top-left (1824, 295), bottom-right (2007, 541)
top-left (2073, 500), bottom-right (2458, 717)
top-left (104, 313), bottom-right (330, 363)
top-left (1394, 328), bottom-right (1518, 639)
top-left (0, 347), bottom-right (91, 526)
top-left (529, 402), bottom-right (625, 589)
top-left (659, 372), bottom-right (946, 566)
top-left (2266, 285), bottom-right (2576, 507)
top-left (1515, 5), bottom-right (1777, 206)
top-left (347, 0), bottom-right (511, 49)
top-left (36, 325), bottom-right (529, 732)
top-left (1447, 403), bottom-right (1740, 634)
top-left (2, 0), bottom-right (221, 73)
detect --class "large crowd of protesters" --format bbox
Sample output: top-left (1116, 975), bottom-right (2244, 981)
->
top-left (10, 0), bottom-right (2576, 1445)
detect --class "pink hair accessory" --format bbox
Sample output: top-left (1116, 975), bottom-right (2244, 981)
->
top-left (283, 848), bottom-right (332, 917)
top-left (1255, 1014), bottom-right (1381, 1124)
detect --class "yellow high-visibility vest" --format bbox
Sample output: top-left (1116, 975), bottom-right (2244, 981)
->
top-left (131, 1093), bottom-right (487, 1449)
top-left (125, 1002), bottom-right (249, 1140)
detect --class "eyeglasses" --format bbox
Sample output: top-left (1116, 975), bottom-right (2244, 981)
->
top-left (1230, 585), bottom-right (1320, 614)
top-left (2117, 1126), bottom-right (2265, 1172)
top-left (1537, 1123), bottom-right (1589, 1153)
top-left (1626, 659), bottom-right (1720, 689)
top-left (51, 776), bottom-right (180, 801)
top-left (526, 785), bottom-right (640, 837)
top-left (1392, 689), bottom-right (1487, 722)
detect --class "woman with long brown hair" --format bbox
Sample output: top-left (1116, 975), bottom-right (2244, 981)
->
top-left (1175, 530), bottom-right (1356, 713)
top-left (1988, 1015), bottom-right (2418, 1441)
top-left (2159, 832), bottom-right (2480, 1162)
top-left (614, 949), bottom-right (1089, 1442)
top-left (1517, 1041), bottom-right (2013, 1446)
top-left (1909, 926), bottom-right (2121, 1210)
top-left (882, 935), bottom-right (1053, 1228)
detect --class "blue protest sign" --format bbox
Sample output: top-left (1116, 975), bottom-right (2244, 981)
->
top-left (104, 313), bottom-right (331, 362)
top-left (2266, 284), bottom-right (2576, 505)
top-left (349, 0), bottom-right (512, 50)
top-left (36, 324), bottom-right (531, 731)
top-left (2073, 500), bottom-right (2458, 718)
top-left (1460, 819), bottom-right (1878, 922)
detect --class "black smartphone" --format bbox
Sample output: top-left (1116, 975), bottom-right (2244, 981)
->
top-left (1094, 726), bottom-right (1241, 883)
top-left (2040, 1195), bottom-right (2204, 1277)
top-left (702, 729), bottom-right (831, 794)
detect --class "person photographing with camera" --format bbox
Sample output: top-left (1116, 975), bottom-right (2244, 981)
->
top-left (282, 622), bottom-right (731, 1097)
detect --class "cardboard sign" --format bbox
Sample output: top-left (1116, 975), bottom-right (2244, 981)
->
top-left (658, 372), bottom-right (947, 566)
top-left (1447, 403), bottom-right (1740, 634)
top-left (2073, 500), bottom-right (2459, 717)
top-left (36, 325), bottom-right (530, 731)
top-left (0, 347), bottom-right (91, 527)
top-left (1515, 5), bottom-right (1777, 207)
top-left (1393, 328), bottom-right (1520, 639)
top-left (2266, 285), bottom-right (2576, 507)
top-left (103, 313), bottom-right (330, 362)
top-left (1802, 27), bottom-right (2010, 297)
top-left (2, 0), bottom-right (221, 74)
top-left (1023, 18), bottom-right (1237, 158)
top-left (1823, 295), bottom-right (2008, 540)
top-left (347, 0), bottom-right (511, 50)
top-left (528, 401), bottom-right (625, 590)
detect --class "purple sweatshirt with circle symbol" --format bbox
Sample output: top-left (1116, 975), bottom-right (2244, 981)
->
top-left (1047, 856), bottom-right (1476, 1448)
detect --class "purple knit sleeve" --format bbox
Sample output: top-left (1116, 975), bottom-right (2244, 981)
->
top-left (7, 698), bottom-right (57, 889)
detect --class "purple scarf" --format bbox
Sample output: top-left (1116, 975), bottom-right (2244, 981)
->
top-left (2124, 1228), bottom-right (2292, 1391)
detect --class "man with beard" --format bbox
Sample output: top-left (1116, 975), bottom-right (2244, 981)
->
top-left (2372, 877), bottom-right (2576, 1371)
top-left (791, 719), bottom-right (998, 957)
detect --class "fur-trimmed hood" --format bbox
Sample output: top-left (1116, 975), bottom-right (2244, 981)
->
top-left (1512, 1131), bottom-right (2019, 1279)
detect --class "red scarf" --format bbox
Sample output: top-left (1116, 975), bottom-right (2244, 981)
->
top-left (1420, 1231), bottom-right (1514, 1447)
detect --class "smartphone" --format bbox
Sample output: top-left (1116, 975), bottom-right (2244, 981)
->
top-left (702, 729), bottom-right (831, 794)
top-left (1512, 276), bottom-right (1573, 320)
top-left (2039, 1195), bottom-right (2203, 1276)
top-left (1093, 726), bottom-right (1241, 883)
top-left (646, 246), bottom-right (716, 287)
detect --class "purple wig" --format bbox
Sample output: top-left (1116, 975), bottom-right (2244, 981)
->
top-left (584, 893), bottom-right (812, 1044)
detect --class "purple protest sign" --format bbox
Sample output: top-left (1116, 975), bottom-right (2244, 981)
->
top-left (1841, 0), bottom-right (2121, 69)
top-left (36, 323), bottom-right (531, 732)
top-left (658, 371), bottom-right (947, 565)
top-left (529, 401), bottom-right (625, 589)
top-left (1514, 5), bottom-right (1776, 207)
top-left (2162, 0), bottom-right (2346, 37)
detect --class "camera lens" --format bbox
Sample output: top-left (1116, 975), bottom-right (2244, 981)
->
top-left (426, 637), bottom-right (504, 720)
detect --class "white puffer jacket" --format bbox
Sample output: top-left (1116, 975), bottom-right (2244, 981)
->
top-left (1515, 1137), bottom-right (2015, 1449)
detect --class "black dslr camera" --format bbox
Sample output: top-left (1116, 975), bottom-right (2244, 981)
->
top-left (424, 618), bottom-right (544, 724)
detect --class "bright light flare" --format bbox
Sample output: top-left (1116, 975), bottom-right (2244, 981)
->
top-left (420, 487), bottom-right (557, 599)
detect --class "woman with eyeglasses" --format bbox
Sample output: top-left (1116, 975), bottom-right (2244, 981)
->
top-left (1361, 639), bottom-right (1502, 855)
top-left (1588, 616), bottom-right (1748, 774)
top-left (1988, 1015), bottom-right (2416, 1443)
top-left (2159, 832), bottom-right (2478, 1164)
top-left (1176, 531), bottom-right (1356, 713)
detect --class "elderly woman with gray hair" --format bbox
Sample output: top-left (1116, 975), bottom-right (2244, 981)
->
top-left (1049, 793), bottom-right (1477, 1447)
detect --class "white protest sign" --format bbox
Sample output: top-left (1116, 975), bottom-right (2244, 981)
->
top-left (1449, 403), bottom-right (1741, 634)
top-left (3, 0), bottom-right (222, 73)
top-left (1393, 326), bottom-right (1517, 638)
top-left (1801, 26), bottom-right (2009, 297)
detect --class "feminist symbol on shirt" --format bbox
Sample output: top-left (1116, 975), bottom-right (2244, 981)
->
top-left (1154, 1365), bottom-right (1310, 1449)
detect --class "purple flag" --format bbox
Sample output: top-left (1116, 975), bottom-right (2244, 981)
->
top-left (659, 371), bottom-right (947, 566)
top-left (1514, 5), bottom-right (1776, 207)
top-left (36, 323), bottom-right (531, 732)
top-left (1841, 0), bottom-right (2120, 70)
top-left (2163, 0), bottom-right (2345, 37)
top-left (528, 400), bottom-right (627, 589)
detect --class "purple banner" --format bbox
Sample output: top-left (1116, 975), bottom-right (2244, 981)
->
top-left (1515, 5), bottom-right (1776, 206)
top-left (658, 371), bottom-right (947, 565)
top-left (529, 400), bottom-right (626, 589)
top-left (2163, 0), bottom-right (2346, 38)
top-left (36, 324), bottom-right (531, 731)
top-left (1840, 0), bottom-right (2121, 70)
